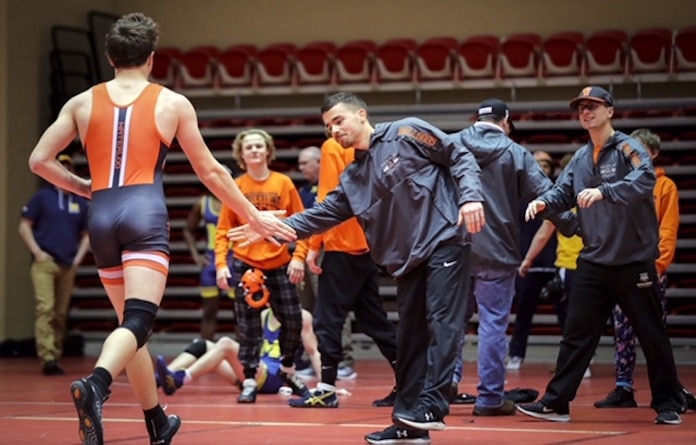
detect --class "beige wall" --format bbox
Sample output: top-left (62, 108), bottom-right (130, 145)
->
top-left (116, 0), bottom-right (694, 50)
top-left (0, 0), bottom-right (8, 340)
top-left (1, 0), bottom-right (693, 340)
top-left (1, 0), bottom-right (113, 340)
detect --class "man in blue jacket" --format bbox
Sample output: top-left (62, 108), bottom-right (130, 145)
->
top-left (518, 86), bottom-right (685, 425)
top-left (231, 91), bottom-right (485, 444)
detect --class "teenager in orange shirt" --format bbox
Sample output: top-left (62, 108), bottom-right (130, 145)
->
top-left (215, 129), bottom-right (310, 404)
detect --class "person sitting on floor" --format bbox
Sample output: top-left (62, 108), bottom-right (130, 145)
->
top-left (155, 307), bottom-right (321, 397)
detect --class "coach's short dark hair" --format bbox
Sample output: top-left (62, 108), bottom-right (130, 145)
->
top-left (321, 92), bottom-right (368, 115)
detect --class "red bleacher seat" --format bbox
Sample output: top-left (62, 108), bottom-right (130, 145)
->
top-left (375, 38), bottom-right (418, 84)
top-left (674, 26), bottom-right (696, 80)
top-left (334, 39), bottom-right (376, 85)
top-left (217, 44), bottom-right (257, 88)
top-left (629, 27), bottom-right (674, 79)
top-left (586, 29), bottom-right (628, 80)
top-left (456, 35), bottom-right (500, 84)
top-left (295, 41), bottom-right (337, 85)
top-left (499, 33), bottom-right (542, 80)
top-left (151, 47), bottom-right (181, 88)
top-left (415, 36), bottom-right (458, 83)
top-left (255, 43), bottom-right (297, 87)
top-left (541, 31), bottom-right (585, 80)
top-left (178, 47), bottom-right (216, 89)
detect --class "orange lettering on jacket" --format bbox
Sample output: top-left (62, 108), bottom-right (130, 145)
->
top-left (398, 126), bottom-right (438, 147)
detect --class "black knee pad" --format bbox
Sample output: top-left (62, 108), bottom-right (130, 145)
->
top-left (121, 299), bottom-right (158, 348)
top-left (184, 338), bottom-right (208, 359)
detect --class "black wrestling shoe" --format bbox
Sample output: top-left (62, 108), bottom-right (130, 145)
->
top-left (70, 378), bottom-right (111, 445)
top-left (147, 414), bottom-right (181, 445)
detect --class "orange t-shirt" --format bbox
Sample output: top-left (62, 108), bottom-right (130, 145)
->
top-left (215, 171), bottom-right (308, 270)
top-left (309, 138), bottom-right (369, 254)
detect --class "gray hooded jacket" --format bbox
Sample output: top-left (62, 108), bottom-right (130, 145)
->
top-left (283, 117), bottom-right (484, 278)
top-left (451, 122), bottom-right (557, 267)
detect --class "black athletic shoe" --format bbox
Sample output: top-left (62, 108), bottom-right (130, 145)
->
top-left (70, 378), bottom-right (111, 445)
top-left (364, 424), bottom-right (431, 444)
top-left (147, 414), bottom-right (181, 445)
top-left (517, 401), bottom-right (570, 422)
top-left (655, 410), bottom-right (681, 425)
top-left (42, 360), bottom-right (65, 376)
top-left (594, 386), bottom-right (637, 408)
top-left (373, 387), bottom-right (397, 407)
top-left (394, 405), bottom-right (445, 431)
top-left (681, 387), bottom-right (696, 412)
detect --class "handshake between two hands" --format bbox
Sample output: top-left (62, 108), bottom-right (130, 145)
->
top-left (229, 210), bottom-right (294, 248)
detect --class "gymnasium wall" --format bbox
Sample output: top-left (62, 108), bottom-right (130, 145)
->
top-left (1, 0), bottom-right (692, 340)
top-left (116, 0), bottom-right (694, 51)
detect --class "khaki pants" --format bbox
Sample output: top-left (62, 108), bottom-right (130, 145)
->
top-left (31, 259), bottom-right (76, 363)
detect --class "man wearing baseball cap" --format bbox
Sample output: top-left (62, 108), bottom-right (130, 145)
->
top-left (519, 86), bottom-right (686, 424)
top-left (476, 98), bottom-right (515, 132)
top-left (448, 98), bottom-right (578, 417)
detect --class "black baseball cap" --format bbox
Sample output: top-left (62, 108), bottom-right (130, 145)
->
top-left (477, 98), bottom-right (515, 132)
top-left (569, 86), bottom-right (614, 109)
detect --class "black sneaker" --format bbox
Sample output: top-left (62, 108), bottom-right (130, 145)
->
top-left (42, 360), bottom-right (65, 376)
top-left (70, 378), bottom-right (111, 445)
top-left (517, 401), bottom-right (570, 422)
top-left (364, 424), bottom-right (431, 444)
top-left (147, 414), bottom-right (181, 445)
top-left (394, 405), bottom-right (445, 431)
top-left (655, 410), bottom-right (681, 425)
top-left (282, 371), bottom-right (311, 398)
top-left (155, 355), bottom-right (184, 396)
top-left (594, 386), bottom-right (637, 408)
top-left (237, 378), bottom-right (257, 403)
top-left (288, 388), bottom-right (339, 408)
top-left (373, 387), bottom-right (397, 407)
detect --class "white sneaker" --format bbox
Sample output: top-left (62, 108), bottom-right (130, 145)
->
top-left (583, 366), bottom-right (592, 379)
top-left (506, 356), bottom-right (522, 371)
top-left (337, 366), bottom-right (358, 380)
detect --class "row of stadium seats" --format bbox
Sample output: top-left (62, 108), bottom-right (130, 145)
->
top-left (149, 27), bottom-right (696, 94)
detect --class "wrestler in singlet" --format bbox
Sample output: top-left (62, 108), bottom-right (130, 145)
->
top-left (256, 309), bottom-right (284, 393)
top-left (200, 195), bottom-right (224, 297)
top-left (82, 83), bottom-right (170, 284)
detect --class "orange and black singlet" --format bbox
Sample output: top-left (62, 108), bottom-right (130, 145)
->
top-left (82, 82), bottom-right (171, 271)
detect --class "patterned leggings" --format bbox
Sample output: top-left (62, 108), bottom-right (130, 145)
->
top-left (612, 272), bottom-right (668, 386)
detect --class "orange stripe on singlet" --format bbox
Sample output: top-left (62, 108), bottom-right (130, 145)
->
top-left (83, 83), bottom-right (169, 192)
